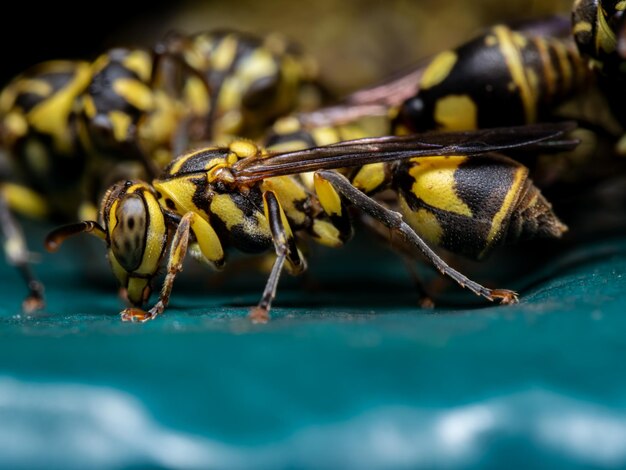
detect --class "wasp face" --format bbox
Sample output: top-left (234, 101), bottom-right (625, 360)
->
top-left (102, 180), bottom-right (169, 306)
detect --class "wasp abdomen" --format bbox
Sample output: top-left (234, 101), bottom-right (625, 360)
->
top-left (394, 154), bottom-right (566, 260)
top-left (399, 25), bottom-right (590, 132)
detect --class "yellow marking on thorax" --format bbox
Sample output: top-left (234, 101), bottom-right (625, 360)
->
top-left (153, 177), bottom-right (208, 219)
top-left (483, 166), bottom-right (526, 250)
top-left (262, 176), bottom-right (308, 225)
top-left (494, 26), bottom-right (537, 123)
top-left (352, 163), bottom-right (387, 193)
top-left (24, 139), bottom-right (50, 175)
top-left (311, 219), bottom-right (342, 248)
top-left (122, 50), bottom-right (152, 82)
top-left (138, 91), bottom-right (181, 148)
top-left (398, 196), bottom-right (443, 246)
top-left (230, 140), bottom-right (259, 158)
top-left (434, 95), bottom-right (478, 130)
top-left (113, 78), bottom-right (154, 111)
top-left (212, 35), bottom-right (239, 71)
top-left (420, 51), bottom-right (458, 90)
top-left (109, 110), bottom-right (132, 142)
top-left (210, 193), bottom-right (271, 236)
top-left (408, 156), bottom-right (473, 217)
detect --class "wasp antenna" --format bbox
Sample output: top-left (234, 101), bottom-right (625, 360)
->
top-left (45, 221), bottom-right (107, 252)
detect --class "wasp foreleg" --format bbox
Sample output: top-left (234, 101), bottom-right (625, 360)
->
top-left (249, 190), bottom-right (305, 323)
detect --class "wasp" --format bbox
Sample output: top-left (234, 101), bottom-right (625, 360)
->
top-left (45, 123), bottom-right (577, 322)
top-left (0, 29), bottom-right (322, 313)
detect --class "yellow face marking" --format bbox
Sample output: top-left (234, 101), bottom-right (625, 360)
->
top-left (127, 277), bottom-right (150, 305)
top-left (136, 191), bottom-right (166, 275)
top-left (494, 26), bottom-right (537, 123)
top-left (399, 196), bottom-right (443, 246)
top-left (420, 51), bottom-right (458, 90)
top-left (212, 35), bottom-right (239, 71)
top-left (113, 78), bottom-right (154, 111)
top-left (352, 163), bottom-right (386, 193)
top-left (408, 156), bottom-right (473, 217)
top-left (314, 173), bottom-right (342, 217)
top-left (109, 110), bottom-right (132, 142)
top-left (229, 140), bottom-right (259, 158)
top-left (434, 95), bottom-right (478, 130)
top-left (483, 166), bottom-right (526, 250)
top-left (122, 50), bottom-right (152, 82)
top-left (109, 252), bottom-right (129, 287)
top-left (596, 7), bottom-right (617, 54)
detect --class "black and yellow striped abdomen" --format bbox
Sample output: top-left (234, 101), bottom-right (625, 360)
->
top-left (394, 153), bottom-right (566, 259)
top-left (398, 25), bottom-right (590, 132)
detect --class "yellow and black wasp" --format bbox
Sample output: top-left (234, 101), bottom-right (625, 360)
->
top-left (45, 123), bottom-right (577, 322)
top-left (0, 29), bottom-right (323, 312)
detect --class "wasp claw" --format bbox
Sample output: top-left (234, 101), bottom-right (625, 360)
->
top-left (249, 306), bottom-right (270, 324)
top-left (120, 307), bottom-right (157, 322)
top-left (491, 289), bottom-right (519, 305)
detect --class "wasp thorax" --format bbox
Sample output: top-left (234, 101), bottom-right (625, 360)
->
top-left (111, 194), bottom-right (148, 272)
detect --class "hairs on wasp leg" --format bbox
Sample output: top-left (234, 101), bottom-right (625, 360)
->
top-left (45, 123), bottom-right (578, 323)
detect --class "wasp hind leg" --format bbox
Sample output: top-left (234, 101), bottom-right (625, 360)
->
top-left (315, 170), bottom-right (518, 305)
top-left (120, 212), bottom-right (225, 322)
top-left (249, 190), bottom-right (306, 324)
top-left (0, 184), bottom-right (49, 313)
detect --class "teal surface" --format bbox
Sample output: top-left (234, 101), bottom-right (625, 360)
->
top-left (2, 223), bottom-right (626, 468)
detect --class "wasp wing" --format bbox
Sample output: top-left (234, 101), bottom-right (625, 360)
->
top-left (233, 122), bottom-right (578, 183)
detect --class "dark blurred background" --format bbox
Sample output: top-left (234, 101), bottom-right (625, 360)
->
top-left (2, 0), bottom-right (571, 93)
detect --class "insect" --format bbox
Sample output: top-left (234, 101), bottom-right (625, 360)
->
top-left (0, 29), bottom-right (323, 313)
top-left (45, 123), bottom-right (577, 322)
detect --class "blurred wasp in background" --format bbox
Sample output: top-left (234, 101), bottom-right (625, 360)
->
top-left (0, 29), bottom-right (322, 312)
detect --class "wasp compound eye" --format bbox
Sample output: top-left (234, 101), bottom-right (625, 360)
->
top-left (111, 194), bottom-right (148, 272)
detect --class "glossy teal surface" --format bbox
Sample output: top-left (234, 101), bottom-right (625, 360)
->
top-left (1, 223), bottom-right (626, 468)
